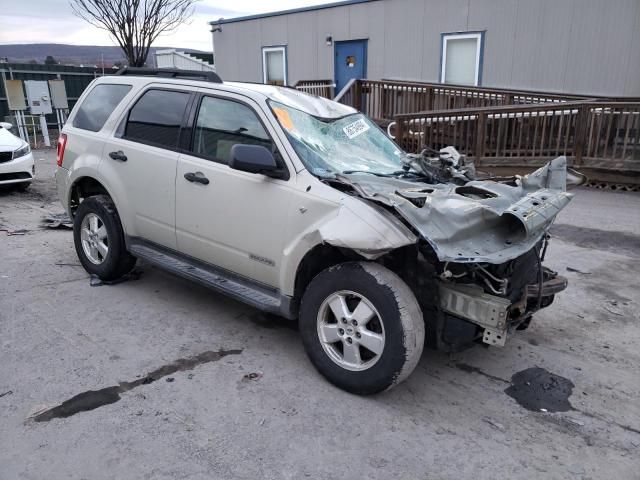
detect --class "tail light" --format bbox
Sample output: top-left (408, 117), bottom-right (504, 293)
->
top-left (56, 133), bottom-right (67, 167)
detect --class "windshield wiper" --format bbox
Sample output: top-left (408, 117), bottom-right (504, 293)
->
top-left (341, 170), bottom-right (424, 178)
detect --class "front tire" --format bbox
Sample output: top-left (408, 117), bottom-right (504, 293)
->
top-left (73, 195), bottom-right (136, 281)
top-left (299, 262), bottom-right (425, 395)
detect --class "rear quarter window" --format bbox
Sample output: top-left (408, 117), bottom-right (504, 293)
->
top-left (124, 89), bottom-right (190, 149)
top-left (73, 84), bottom-right (132, 132)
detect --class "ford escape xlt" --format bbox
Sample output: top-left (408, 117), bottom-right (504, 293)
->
top-left (56, 68), bottom-right (572, 395)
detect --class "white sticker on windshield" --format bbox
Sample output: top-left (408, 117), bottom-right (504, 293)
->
top-left (343, 118), bottom-right (370, 139)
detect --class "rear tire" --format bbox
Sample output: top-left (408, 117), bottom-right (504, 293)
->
top-left (299, 261), bottom-right (425, 395)
top-left (73, 195), bottom-right (136, 281)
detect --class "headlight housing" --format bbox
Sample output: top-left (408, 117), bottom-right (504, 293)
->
top-left (12, 144), bottom-right (30, 160)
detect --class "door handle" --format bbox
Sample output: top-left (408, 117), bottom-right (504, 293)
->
top-left (108, 150), bottom-right (127, 162)
top-left (184, 171), bottom-right (210, 185)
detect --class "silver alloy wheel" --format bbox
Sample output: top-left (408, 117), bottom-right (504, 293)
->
top-left (317, 290), bottom-right (386, 371)
top-left (80, 213), bottom-right (109, 265)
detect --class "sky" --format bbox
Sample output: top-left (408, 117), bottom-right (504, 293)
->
top-left (0, 0), bottom-right (336, 52)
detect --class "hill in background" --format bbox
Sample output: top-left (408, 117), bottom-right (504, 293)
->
top-left (0, 43), bottom-right (208, 67)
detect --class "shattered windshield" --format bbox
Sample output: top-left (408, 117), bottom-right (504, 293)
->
top-left (269, 101), bottom-right (407, 176)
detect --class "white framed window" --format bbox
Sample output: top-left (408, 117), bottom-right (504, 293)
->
top-left (440, 32), bottom-right (484, 86)
top-left (262, 46), bottom-right (287, 86)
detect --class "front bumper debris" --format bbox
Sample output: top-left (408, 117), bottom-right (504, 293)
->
top-left (438, 274), bottom-right (568, 347)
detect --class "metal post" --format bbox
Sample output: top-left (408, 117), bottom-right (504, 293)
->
top-left (573, 104), bottom-right (588, 168)
top-left (55, 109), bottom-right (63, 131)
top-left (475, 112), bottom-right (487, 164)
top-left (39, 114), bottom-right (51, 147)
top-left (18, 111), bottom-right (30, 145)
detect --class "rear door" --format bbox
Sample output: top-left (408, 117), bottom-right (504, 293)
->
top-left (100, 86), bottom-right (192, 249)
top-left (175, 91), bottom-right (294, 287)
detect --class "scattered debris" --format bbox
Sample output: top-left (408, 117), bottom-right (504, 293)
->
top-left (166, 377), bottom-right (175, 383)
top-left (242, 372), bottom-right (263, 382)
top-left (603, 300), bottom-right (624, 317)
top-left (280, 407), bottom-right (298, 416)
top-left (55, 263), bottom-right (82, 267)
top-left (259, 418), bottom-right (266, 426)
top-left (187, 374), bottom-right (194, 380)
top-left (0, 390), bottom-right (13, 398)
top-left (41, 213), bottom-right (73, 230)
top-left (566, 266), bottom-right (591, 274)
top-left (482, 417), bottom-right (506, 432)
top-left (564, 417), bottom-right (585, 427)
top-left (29, 349), bottom-right (242, 422)
top-left (89, 268), bottom-right (144, 287)
top-left (6, 229), bottom-right (28, 236)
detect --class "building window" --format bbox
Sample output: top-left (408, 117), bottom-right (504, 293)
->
top-left (440, 32), bottom-right (484, 86)
top-left (262, 46), bottom-right (287, 86)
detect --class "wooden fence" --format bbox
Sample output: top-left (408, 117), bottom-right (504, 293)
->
top-left (334, 79), bottom-right (589, 124)
top-left (293, 79), bottom-right (335, 99)
top-left (298, 78), bottom-right (640, 183)
top-left (393, 102), bottom-right (640, 181)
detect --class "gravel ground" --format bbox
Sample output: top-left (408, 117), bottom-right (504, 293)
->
top-left (1, 150), bottom-right (639, 479)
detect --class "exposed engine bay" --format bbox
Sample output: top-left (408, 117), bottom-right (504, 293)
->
top-left (323, 148), bottom-right (574, 350)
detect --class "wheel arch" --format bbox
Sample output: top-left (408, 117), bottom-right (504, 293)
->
top-left (69, 175), bottom-right (115, 217)
top-left (292, 244), bottom-right (357, 313)
top-left (291, 243), bottom-right (422, 315)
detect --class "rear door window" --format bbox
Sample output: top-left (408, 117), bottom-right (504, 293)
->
top-left (73, 84), bottom-right (131, 132)
top-left (192, 96), bottom-right (272, 164)
top-left (124, 89), bottom-right (190, 149)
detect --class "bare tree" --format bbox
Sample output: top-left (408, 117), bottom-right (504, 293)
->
top-left (70, 0), bottom-right (198, 67)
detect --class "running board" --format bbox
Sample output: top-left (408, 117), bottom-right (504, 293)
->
top-left (128, 240), bottom-right (296, 319)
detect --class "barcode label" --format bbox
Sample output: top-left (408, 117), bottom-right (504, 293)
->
top-left (343, 118), bottom-right (370, 139)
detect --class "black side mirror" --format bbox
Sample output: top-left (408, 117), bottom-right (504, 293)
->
top-left (229, 144), bottom-right (287, 179)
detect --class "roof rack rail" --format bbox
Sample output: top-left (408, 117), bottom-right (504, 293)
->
top-left (114, 67), bottom-right (222, 83)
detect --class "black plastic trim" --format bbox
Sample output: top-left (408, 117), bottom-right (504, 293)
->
top-left (126, 237), bottom-right (297, 319)
top-left (115, 67), bottom-right (222, 83)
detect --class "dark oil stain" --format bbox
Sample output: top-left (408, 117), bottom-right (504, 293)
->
top-left (455, 363), bottom-right (510, 384)
top-left (32, 349), bottom-right (242, 422)
top-left (505, 367), bottom-right (574, 412)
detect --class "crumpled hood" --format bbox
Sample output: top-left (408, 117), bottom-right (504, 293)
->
top-left (339, 156), bottom-right (573, 264)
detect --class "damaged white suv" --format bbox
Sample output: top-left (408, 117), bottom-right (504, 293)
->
top-left (56, 69), bottom-right (572, 394)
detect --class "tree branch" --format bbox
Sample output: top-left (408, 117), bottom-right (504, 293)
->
top-left (70, 0), bottom-right (198, 67)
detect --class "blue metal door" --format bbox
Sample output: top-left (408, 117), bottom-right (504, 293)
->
top-left (334, 40), bottom-right (367, 94)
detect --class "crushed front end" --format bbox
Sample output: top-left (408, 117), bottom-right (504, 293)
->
top-left (435, 238), bottom-right (568, 348)
top-left (334, 151), bottom-right (575, 351)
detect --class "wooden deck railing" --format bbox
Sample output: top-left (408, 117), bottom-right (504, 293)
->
top-left (297, 77), bottom-right (639, 183)
top-left (335, 79), bottom-right (590, 123)
top-left (293, 80), bottom-right (335, 99)
top-left (393, 102), bottom-right (640, 180)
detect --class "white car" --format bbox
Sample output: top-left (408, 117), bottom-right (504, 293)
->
top-left (56, 69), bottom-right (572, 394)
top-left (0, 122), bottom-right (35, 189)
